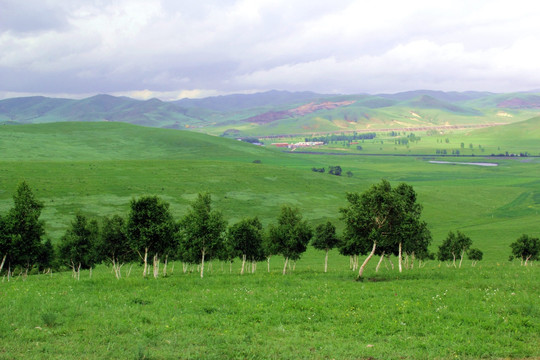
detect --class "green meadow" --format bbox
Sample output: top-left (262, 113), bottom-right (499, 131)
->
top-left (0, 121), bottom-right (539, 359)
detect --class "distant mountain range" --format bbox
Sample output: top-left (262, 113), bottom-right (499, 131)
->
top-left (1, 90), bottom-right (540, 136)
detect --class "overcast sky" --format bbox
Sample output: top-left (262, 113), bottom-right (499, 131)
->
top-left (1, 0), bottom-right (539, 100)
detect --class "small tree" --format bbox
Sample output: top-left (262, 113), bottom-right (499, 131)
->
top-left (58, 214), bottom-right (100, 278)
top-left (99, 215), bottom-right (134, 278)
top-left (228, 217), bottom-right (265, 274)
top-left (311, 221), bottom-right (340, 273)
top-left (126, 196), bottom-right (177, 278)
top-left (178, 193), bottom-right (227, 278)
top-left (5, 181), bottom-right (47, 271)
top-left (268, 205), bottom-right (312, 274)
top-left (467, 248), bottom-right (483, 267)
top-left (509, 234), bottom-right (539, 266)
top-left (437, 231), bottom-right (473, 268)
top-left (329, 166), bottom-right (342, 176)
top-left (340, 180), bottom-right (410, 279)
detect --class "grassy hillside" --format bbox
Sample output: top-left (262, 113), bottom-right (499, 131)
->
top-left (1, 121), bottom-right (539, 256)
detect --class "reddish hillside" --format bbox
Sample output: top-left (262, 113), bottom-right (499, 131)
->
top-left (243, 100), bottom-right (356, 124)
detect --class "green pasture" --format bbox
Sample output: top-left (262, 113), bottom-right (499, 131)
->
top-left (0, 121), bottom-right (539, 359)
top-left (0, 253), bottom-right (538, 359)
top-left (1, 121), bottom-right (539, 258)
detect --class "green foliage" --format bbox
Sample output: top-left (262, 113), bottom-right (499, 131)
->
top-left (0, 181), bottom-right (48, 270)
top-left (311, 221), bottom-right (340, 252)
top-left (126, 196), bottom-right (177, 261)
top-left (467, 248), bottom-right (483, 262)
top-left (340, 180), bottom-right (431, 277)
top-left (228, 217), bottom-right (265, 261)
top-left (58, 213), bottom-right (100, 269)
top-left (509, 234), bottom-right (540, 264)
top-left (178, 193), bottom-right (227, 277)
top-left (328, 165), bottom-right (342, 176)
top-left (437, 231), bottom-right (473, 267)
top-left (99, 215), bottom-right (134, 265)
top-left (392, 183), bottom-right (432, 260)
top-left (268, 205), bottom-right (312, 272)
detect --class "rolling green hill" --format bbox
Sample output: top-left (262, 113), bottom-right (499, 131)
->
top-left (2, 90), bottom-right (540, 137)
top-left (0, 121), bottom-right (539, 256)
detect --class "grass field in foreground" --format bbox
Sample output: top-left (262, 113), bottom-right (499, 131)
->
top-left (0, 256), bottom-right (538, 359)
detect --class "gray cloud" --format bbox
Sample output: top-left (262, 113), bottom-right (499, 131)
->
top-left (1, 0), bottom-right (539, 99)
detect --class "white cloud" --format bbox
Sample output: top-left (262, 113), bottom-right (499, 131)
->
top-left (1, 0), bottom-right (540, 98)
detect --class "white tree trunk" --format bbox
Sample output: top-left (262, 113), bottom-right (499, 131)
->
top-left (0, 254), bottom-right (6, 274)
top-left (358, 242), bottom-right (377, 278)
top-left (398, 242), bottom-right (403, 273)
top-left (459, 250), bottom-right (464, 268)
top-left (525, 255), bottom-right (532, 266)
top-left (143, 247), bottom-right (148, 277)
top-left (452, 252), bottom-right (456, 268)
top-left (376, 252), bottom-right (385, 273)
top-left (241, 254), bottom-right (246, 275)
top-left (324, 249), bottom-right (329, 273)
top-left (282, 257), bottom-right (289, 275)
top-left (163, 255), bottom-right (168, 277)
top-left (200, 248), bottom-right (205, 278)
top-left (267, 256), bottom-right (271, 272)
top-left (153, 254), bottom-right (160, 279)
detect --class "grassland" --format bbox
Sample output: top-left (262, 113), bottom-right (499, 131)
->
top-left (0, 121), bottom-right (539, 359)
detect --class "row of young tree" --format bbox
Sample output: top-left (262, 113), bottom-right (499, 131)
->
top-left (1, 181), bottom-right (538, 280)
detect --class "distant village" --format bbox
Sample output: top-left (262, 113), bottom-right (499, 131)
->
top-left (271, 141), bottom-right (325, 149)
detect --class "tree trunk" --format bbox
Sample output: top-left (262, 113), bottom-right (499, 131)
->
top-left (452, 252), bottom-right (456, 268)
top-left (143, 247), bottom-right (148, 277)
top-left (358, 242), bottom-right (377, 278)
top-left (525, 254), bottom-right (532, 266)
top-left (200, 248), bottom-right (205, 278)
top-left (405, 254), bottom-right (410, 270)
top-left (0, 254), bottom-right (6, 274)
top-left (282, 257), bottom-right (289, 275)
top-left (459, 250), bottom-right (464, 268)
top-left (398, 242), bottom-right (403, 273)
top-left (163, 255), bottom-right (168, 277)
top-left (153, 254), bottom-right (160, 279)
top-left (324, 249), bottom-right (329, 273)
top-left (376, 252), bottom-right (385, 273)
top-left (267, 256), bottom-right (271, 272)
top-left (241, 254), bottom-right (246, 275)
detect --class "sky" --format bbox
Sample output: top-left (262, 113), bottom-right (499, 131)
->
top-left (1, 0), bottom-right (540, 100)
